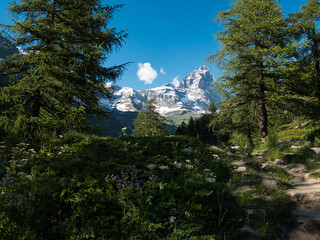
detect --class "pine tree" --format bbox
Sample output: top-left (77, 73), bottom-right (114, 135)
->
top-left (133, 99), bottom-right (167, 136)
top-left (288, 0), bottom-right (320, 118)
top-left (208, 0), bottom-right (292, 139)
top-left (186, 116), bottom-right (196, 137)
top-left (0, 0), bottom-right (127, 137)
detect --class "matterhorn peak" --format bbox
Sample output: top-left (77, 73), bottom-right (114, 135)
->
top-left (102, 66), bottom-right (220, 116)
top-left (178, 65), bottom-right (213, 90)
top-left (198, 65), bottom-right (210, 76)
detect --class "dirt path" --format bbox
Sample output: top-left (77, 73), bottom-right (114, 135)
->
top-left (273, 157), bottom-right (320, 239)
top-left (284, 175), bottom-right (320, 240)
top-left (252, 152), bottom-right (320, 239)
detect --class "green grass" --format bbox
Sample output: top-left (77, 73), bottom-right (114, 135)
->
top-left (309, 172), bottom-right (320, 179)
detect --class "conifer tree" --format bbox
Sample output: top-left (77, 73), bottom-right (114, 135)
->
top-left (0, 0), bottom-right (127, 137)
top-left (208, 0), bottom-right (292, 139)
top-left (133, 99), bottom-right (167, 136)
top-left (289, 0), bottom-right (320, 118)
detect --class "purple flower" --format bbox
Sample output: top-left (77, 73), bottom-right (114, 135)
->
top-left (149, 174), bottom-right (155, 180)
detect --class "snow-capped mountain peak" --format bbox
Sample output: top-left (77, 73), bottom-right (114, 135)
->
top-left (103, 66), bottom-right (220, 115)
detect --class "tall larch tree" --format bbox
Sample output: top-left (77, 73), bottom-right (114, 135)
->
top-left (0, 0), bottom-right (127, 137)
top-left (208, 0), bottom-right (292, 139)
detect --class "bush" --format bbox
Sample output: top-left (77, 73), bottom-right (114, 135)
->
top-left (283, 146), bottom-right (316, 164)
top-left (0, 134), bottom-right (239, 240)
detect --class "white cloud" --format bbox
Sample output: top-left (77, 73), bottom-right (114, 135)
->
top-left (160, 68), bottom-right (166, 75)
top-left (172, 75), bottom-right (180, 88)
top-left (137, 63), bottom-right (158, 84)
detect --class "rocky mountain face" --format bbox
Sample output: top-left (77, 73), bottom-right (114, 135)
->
top-left (99, 66), bottom-right (221, 136)
top-left (0, 36), bottom-right (19, 86)
top-left (103, 66), bottom-right (220, 115)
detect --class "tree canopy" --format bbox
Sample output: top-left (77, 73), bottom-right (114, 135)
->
top-left (208, 0), bottom-right (298, 139)
top-left (0, 0), bottom-right (127, 137)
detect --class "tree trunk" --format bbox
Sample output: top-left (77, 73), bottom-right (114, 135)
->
top-left (258, 84), bottom-right (268, 139)
top-left (247, 128), bottom-right (253, 146)
top-left (28, 89), bottom-right (41, 138)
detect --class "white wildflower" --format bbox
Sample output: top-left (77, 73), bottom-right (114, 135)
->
top-left (206, 177), bottom-right (216, 183)
top-left (17, 172), bottom-right (27, 177)
top-left (212, 154), bottom-right (220, 160)
top-left (159, 165), bottom-right (170, 170)
top-left (185, 164), bottom-right (193, 169)
top-left (147, 164), bottom-right (156, 169)
top-left (169, 216), bottom-right (176, 223)
top-left (121, 127), bottom-right (127, 131)
top-left (185, 159), bottom-right (191, 163)
top-left (159, 182), bottom-right (164, 190)
top-left (204, 169), bottom-right (211, 172)
top-left (28, 149), bottom-right (36, 153)
top-left (173, 161), bottom-right (182, 169)
top-left (59, 135), bottom-right (63, 138)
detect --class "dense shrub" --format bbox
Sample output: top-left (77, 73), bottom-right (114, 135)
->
top-left (0, 134), bottom-right (239, 239)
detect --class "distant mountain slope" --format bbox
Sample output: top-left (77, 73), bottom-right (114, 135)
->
top-left (99, 66), bottom-right (221, 136)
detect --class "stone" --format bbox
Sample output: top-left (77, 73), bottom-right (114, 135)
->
top-left (291, 145), bottom-right (302, 149)
top-left (262, 179), bottom-right (278, 189)
top-left (235, 166), bottom-right (247, 172)
top-left (240, 224), bottom-right (261, 238)
top-left (233, 160), bottom-right (246, 166)
top-left (234, 185), bottom-right (252, 193)
top-left (274, 159), bottom-right (284, 165)
top-left (311, 147), bottom-right (320, 155)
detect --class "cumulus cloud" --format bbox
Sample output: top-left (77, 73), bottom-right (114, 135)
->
top-left (160, 68), bottom-right (166, 75)
top-left (137, 63), bottom-right (158, 84)
top-left (172, 75), bottom-right (180, 88)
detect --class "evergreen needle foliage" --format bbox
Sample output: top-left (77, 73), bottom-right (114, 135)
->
top-left (208, 0), bottom-right (298, 139)
top-left (0, 0), bottom-right (127, 137)
top-left (134, 99), bottom-right (167, 136)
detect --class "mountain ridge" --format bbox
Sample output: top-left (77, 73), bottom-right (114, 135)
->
top-left (98, 66), bottom-right (221, 136)
top-left (103, 65), bottom-right (220, 116)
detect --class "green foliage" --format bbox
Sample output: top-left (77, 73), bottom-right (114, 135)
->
top-left (134, 99), bottom-right (167, 136)
top-left (0, 134), bottom-right (240, 239)
top-left (309, 172), bottom-right (320, 178)
top-left (266, 165), bottom-right (293, 188)
top-left (208, 0), bottom-right (294, 139)
top-left (176, 111), bottom-right (228, 146)
top-left (265, 134), bottom-right (282, 162)
top-left (283, 146), bottom-right (316, 164)
top-left (0, 0), bottom-right (127, 137)
top-left (288, 0), bottom-right (320, 118)
top-left (228, 132), bottom-right (254, 156)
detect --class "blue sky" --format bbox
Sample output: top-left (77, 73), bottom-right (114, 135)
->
top-left (0, 0), bottom-right (307, 90)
